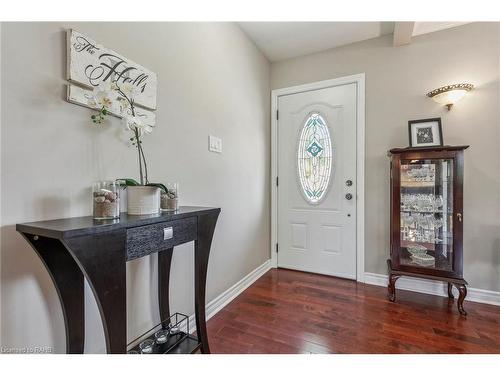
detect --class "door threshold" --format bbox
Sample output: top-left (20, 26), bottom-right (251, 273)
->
top-left (277, 266), bottom-right (357, 282)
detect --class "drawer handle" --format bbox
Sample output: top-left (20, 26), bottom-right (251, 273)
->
top-left (163, 227), bottom-right (173, 240)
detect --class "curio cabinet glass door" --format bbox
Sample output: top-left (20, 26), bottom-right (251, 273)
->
top-left (389, 146), bottom-right (468, 279)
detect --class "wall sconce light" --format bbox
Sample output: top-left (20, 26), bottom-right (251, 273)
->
top-left (426, 83), bottom-right (474, 110)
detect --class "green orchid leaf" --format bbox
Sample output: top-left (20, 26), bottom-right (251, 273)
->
top-left (116, 178), bottom-right (140, 187)
top-left (146, 182), bottom-right (168, 193)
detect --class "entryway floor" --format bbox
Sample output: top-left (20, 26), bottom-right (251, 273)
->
top-left (206, 268), bottom-right (500, 353)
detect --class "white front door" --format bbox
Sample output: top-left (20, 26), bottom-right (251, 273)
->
top-left (277, 83), bottom-right (357, 279)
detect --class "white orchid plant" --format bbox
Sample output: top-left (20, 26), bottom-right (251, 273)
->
top-left (89, 80), bottom-right (156, 188)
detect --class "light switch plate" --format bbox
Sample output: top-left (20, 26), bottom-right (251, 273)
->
top-left (209, 135), bottom-right (222, 153)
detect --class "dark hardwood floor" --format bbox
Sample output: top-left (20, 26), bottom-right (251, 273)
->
top-left (206, 268), bottom-right (500, 353)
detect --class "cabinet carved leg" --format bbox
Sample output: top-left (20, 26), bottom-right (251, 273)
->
top-left (388, 274), bottom-right (400, 302)
top-left (447, 283), bottom-right (454, 299)
top-left (456, 284), bottom-right (468, 316)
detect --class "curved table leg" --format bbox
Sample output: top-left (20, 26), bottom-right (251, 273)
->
top-left (447, 283), bottom-right (454, 299)
top-left (158, 248), bottom-right (173, 328)
top-left (388, 274), bottom-right (400, 302)
top-left (22, 234), bottom-right (85, 354)
top-left (194, 211), bottom-right (220, 354)
top-left (63, 230), bottom-right (127, 353)
top-left (456, 284), bottom-right (468, 316)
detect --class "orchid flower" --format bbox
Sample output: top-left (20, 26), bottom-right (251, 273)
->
top-left (89, 80), bottom-right (152, 185)
top-left (120, 82), bottom-right (140, 99)
top-left (117, 97), bottom-right (130, 113)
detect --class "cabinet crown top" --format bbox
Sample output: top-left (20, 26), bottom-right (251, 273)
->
top-left (389, 145), bottom-right (469, 154)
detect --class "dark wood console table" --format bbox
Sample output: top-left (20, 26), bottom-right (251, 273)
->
top-left (16, 206), bottom-right (220, 354)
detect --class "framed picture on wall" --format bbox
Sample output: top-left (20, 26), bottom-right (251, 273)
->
top-left (408, 118), bottom-right (443, 147)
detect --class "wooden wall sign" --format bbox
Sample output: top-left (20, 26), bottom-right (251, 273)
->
top-left (66, 29), bottom-right (157, 123)
top-left (67, 85), bottom-right (156, 127)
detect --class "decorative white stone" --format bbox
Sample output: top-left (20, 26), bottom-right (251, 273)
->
top-left (105, 192), bottom-right (117, 202)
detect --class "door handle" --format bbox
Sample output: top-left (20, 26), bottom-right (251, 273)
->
top-left (345, 193), bottom-right (353, 200)
top-left (346, 180), bottom-right (353, 186)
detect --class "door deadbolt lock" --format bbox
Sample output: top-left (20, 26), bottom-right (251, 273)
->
top-left (346, 180), bottom-right (353, 186)
top-left (345, 193), bottom-right (353, 200)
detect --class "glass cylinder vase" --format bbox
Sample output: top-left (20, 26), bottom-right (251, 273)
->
top-left (160, 183), bottom-right (179, 212)
top-left (93, 181), bottom-right (120, 220)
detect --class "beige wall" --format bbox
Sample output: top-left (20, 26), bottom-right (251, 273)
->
top-left (271, 22), bottom-right (500, 292)
top-left (1, 22), bottom-right (271, 352)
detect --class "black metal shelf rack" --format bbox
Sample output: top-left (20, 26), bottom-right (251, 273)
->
top-left (128, 312), bottom-right (200, 354)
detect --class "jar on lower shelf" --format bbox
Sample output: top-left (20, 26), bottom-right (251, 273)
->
top-left (93, 181), bottom-right (120, 219)
top-left (161, 183), bottom-right (179, 212)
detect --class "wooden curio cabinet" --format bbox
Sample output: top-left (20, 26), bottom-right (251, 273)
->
top-left (387, 145), bottom-right (469, 315)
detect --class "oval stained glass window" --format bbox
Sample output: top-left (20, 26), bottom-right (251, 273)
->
top-left (297, 113), bottom-right (333, 204)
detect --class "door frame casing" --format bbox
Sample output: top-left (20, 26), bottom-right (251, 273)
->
top-left (270, 73), bottom-right (366, 282)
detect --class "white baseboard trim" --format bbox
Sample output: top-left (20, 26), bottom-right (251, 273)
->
top-left (186, 259), bottom-right (272, 333)
top-left (364, 272), bottom-right (500, 306)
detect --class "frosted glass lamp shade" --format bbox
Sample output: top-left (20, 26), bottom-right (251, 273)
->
top-left (427, 83), bottom-right (473, 110)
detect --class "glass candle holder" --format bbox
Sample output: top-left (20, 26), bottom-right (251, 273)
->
top-left (93, 181), bottom-right (120, 220)
top-left (139, 339), bottom-right (154, 354)
top-left (154, 329), bottom-right (170, 344)
top-left (169, 324), bottom-right (181, 335)
top-left (160, 183), bottom-right (179, 212)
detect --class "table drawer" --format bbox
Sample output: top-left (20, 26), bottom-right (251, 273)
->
top-left (126, 217), bottom-right (197, 261)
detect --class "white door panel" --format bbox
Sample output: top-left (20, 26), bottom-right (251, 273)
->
top-left (277, 83), bottom-right (357, 279)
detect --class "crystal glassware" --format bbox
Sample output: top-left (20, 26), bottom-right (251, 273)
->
top-left (434, 195), bottom-right (444, 210)
top-left (407, 244), bottom-right (427, 256)
top-left (93, 181), bottom-right (120, 220)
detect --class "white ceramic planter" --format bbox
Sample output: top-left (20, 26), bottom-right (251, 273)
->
top-left (127, 186), bottom-right (160, 215)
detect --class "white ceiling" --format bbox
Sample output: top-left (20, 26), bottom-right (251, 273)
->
top-left (412, 22), bottom-right (469, 36)
top-left (238, 22), bottom-right (470, 62)
top-left (238, 22), bottom-right (394, 62)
